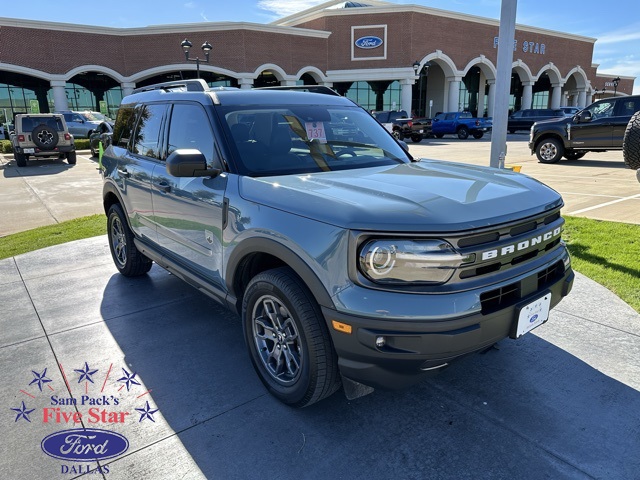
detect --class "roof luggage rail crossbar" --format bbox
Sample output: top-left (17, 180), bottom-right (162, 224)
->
top-left (254, 85), bottom-right (341, 96)
top-left (133, 79), bottom-right (209, 94)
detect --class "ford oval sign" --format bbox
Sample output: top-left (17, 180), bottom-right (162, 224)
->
top-left (355, 36), bottom-right (383, 49)
top-left (41, 428), bottom-right (129, 461)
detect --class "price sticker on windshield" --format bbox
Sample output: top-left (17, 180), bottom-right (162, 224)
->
top-left (305, 122), bottom-right (326, 143)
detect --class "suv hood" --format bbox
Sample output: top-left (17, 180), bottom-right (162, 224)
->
top-left (238, 160), bottom-right (563, 232)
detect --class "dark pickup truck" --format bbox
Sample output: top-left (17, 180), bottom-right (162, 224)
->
top-left (372, 110), bottom-right (413, 140)
top-left (530, 95), bottom-right (640, 163)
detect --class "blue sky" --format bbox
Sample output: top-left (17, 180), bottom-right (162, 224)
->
top-left (4, 0), bottom-right (639, 93)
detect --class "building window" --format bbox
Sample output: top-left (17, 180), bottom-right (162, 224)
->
top-left (532, 91), bottom-right (550, 109)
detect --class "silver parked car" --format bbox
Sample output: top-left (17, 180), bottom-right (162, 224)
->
top-left (58, 111), bottom-right (102, 138)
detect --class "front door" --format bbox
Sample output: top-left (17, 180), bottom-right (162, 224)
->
top-left (570, 99), bottom-right (615, 148)
top-left (151, 102), bottom-right (227, 289)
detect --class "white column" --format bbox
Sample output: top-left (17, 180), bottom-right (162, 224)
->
top-left (238, 77), bottom-right (253, 90)
top-left (400, 78), bottom-right (413, 114)
top-left (121, 82), bottom-right (136, 97)
top-left (585, 93), bottom-right (593, 106)
top-left (50, 80), bottom-right (68, 112)
top-left (487, 80), bottom-right (496, 117)
top-left (577, 90), bottom-right (587, 107)
top-left (281, 79), bottom-right (297, 87)
top-left (521, 82), bottom-right (533, 110)
top-left (550, 83), bottom-right (562, 109)
top-left (447, 77), bottom-right (461, 111)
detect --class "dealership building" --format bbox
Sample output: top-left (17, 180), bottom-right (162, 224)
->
top-left (0, 0), bottom-right (635, 124)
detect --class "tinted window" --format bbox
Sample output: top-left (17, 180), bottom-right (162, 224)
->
top-left (615, 98), bottom-right (640, 117)
top-left (113, 106), bottom-right (135, 148)
top-left (132, 104), bottom-right (166, 159)
top-left (166, 103), bottom-right (215, 165)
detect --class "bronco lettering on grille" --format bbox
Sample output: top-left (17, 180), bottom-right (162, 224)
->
top-left (481, 227), bottom-right (561, 261)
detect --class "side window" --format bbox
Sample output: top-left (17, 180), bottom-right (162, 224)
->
top-left (113, 106), bottom-right (136, 148)
top-left (166, 103), bottom-right (215, 165)
top-left (445, 113), bottom-right (456, 120)
top-left (132, 104), bottom-right (166, 159)
top-left (587, 100), bottom-right (615, 120)
top-left (72, 114), bottom-right (84, 123)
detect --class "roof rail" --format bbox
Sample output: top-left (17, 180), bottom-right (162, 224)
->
top-left (132, 79), bottom-right (209, 94)
top-left (254, 85), bottom-right (341, 96)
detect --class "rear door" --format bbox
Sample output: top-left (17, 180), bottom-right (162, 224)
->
top-left (151, 102), bottom-right (227, 288)
top-left (115, 103), bottom-right (167, 243)
top-left (611, 97), bottom-right (640, 146)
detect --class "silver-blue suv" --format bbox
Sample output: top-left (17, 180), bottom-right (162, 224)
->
top-left (102, 80), bottom-right (574, 407)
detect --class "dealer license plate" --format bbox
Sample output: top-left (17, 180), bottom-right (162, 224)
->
top-left (24, 148), bottom-right (35, 153)
top-left (513, 293), bottom-right (551, 338)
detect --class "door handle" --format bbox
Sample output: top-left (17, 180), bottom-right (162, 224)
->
top-left (155, 181), bottom-right (171, 193)
top-left (117, 168), bottom-right (130, 178)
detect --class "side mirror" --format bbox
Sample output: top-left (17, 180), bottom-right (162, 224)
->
top-left (577, 111), bottom-right (592, 123)
top-left (166, 149), bottom-right (220, 177)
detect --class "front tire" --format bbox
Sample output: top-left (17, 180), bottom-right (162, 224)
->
top-left (536, 138), bottom-right (563, 163)
top-left (457, 126), bottom-right (469, 139)
top-left (623, 111), bottom-right (640, 170)
top-left (242, 267), bottom-right (340, 408)
top-left (107, 204), bottom-right (152, 277)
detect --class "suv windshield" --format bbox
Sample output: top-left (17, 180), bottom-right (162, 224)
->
top-left (222, 105), bottom-right (410, 176)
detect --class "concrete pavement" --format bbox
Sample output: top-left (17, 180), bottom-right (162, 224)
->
top-left (1, 236), bottom-right (639, 479)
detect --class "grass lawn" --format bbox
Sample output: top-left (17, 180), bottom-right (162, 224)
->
top-left (0, 214), bottom-right (638, 313)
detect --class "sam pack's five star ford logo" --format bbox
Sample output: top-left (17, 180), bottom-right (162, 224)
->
top-left (9, 361), bottom-right (159, 476)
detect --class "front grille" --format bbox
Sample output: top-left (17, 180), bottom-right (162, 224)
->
top-left (480, 260), bottom-right (565, 314)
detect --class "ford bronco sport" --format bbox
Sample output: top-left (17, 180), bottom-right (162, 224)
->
top-left (102, 80), bottom-right (573, 407)
top-left (11, 113), bottom-right (76, 167)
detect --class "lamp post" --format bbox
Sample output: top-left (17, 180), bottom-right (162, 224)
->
top-left (612, 77), bottom-right (620, 97)
top-left (181, 39), bottom-right (212, 79)
top-left (412, 60), bottom-right (431, 117)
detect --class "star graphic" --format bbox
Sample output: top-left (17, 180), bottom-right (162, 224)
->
top-left (135, 401), bottom-right (158, 423)
top-left (117, 368), bottom-right (140, 391)
top-left (74, 362), bottom-right (98, 384)
top-left (11, 401), bottom-right (35, 423)
top-left (29, 368), bottom-right (52, 391)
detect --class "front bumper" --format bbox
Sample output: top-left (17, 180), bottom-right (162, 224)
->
top-left (323, 261), bottom-right (574, 390)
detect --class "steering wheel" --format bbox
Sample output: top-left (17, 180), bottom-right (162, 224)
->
top-left (336, 148), bottom-right (357, 157)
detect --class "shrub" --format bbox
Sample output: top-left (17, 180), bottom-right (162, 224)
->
top-left (74, 139), bottom-right (90, 150)
top-left (0, 140), bottom-right (11, 153)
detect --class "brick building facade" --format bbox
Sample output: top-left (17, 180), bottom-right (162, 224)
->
top-left (0, 0), bottom-right (634, 124)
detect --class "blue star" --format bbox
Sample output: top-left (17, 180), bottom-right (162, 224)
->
top-left (135, 401), bottom-right (158, 423)
top-left (74, 362), bottom-right (98, 383)
top-left (29, 368), bottom-right (52, 391)
top-left (11, 401), bottom-right (35, 422)
top-left (117, 368), bottom-right (140, 391)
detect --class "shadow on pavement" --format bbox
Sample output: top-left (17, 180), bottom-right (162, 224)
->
top-left (97, 267), bottom-right (640, 480)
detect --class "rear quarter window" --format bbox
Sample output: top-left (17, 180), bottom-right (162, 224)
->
top-left (113, 106), bottom-right (136, 148)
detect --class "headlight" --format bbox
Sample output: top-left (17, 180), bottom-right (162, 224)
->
top-left (358, 239), bottom-right (473, 285)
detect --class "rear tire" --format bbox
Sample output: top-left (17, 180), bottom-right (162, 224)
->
top-left (435, 133), bottom-right (444, 139)
top-left (15, 152), bottom-right (26, 167)
top-left (623, 111), bottom-right (640, 170)
top-left (457, 126), bottom-right (469, 140)
top-left (107, 204), bottom-right (153, 277)
top-left (242, 267), bottom-right (340, 408)
top-left (473, 131), bottom-right (484, 139)
top-left (411, 134), bottom-right (423, 143)
top-left (535, 138), bottom-right (563, 164)
top-left (66, 150), bottom-right (77, 165)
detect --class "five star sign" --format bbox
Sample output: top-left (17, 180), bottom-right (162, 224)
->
top-left (74, 362), bottom-right (99, 383)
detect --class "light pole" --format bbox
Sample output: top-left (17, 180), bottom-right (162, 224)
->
top-left (412, 60), bottom-right (431, 117)
top-left (612, 77), bottom-right (620, 97)
top-left (181, 39), bottom-right (212, 79)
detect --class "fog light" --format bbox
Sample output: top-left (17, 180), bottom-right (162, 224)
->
top-left (375, 336), bottom-right (386, 347)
